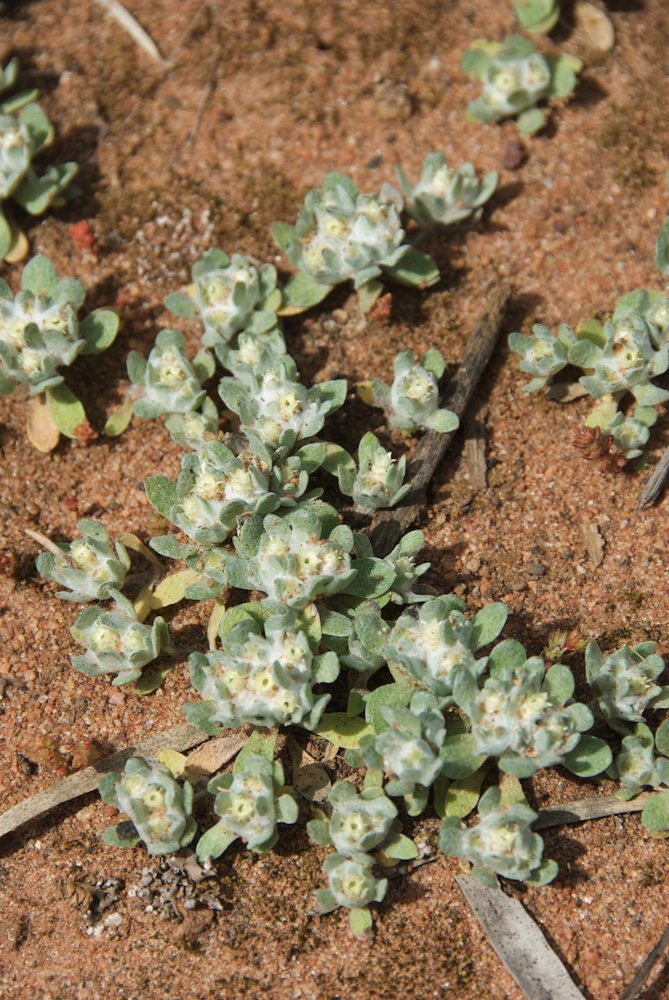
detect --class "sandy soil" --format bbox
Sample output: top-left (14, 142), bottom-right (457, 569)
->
top-left (1, 1), bottom-right (669, 997)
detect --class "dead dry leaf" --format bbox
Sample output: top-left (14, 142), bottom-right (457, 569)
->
top-left (580, 521), bottom-right (605, 566)
top-left (456, 876), bottom-right (583, 1000)
top-left (288, 739), bottom-right (332, 802)
top-left (26, 395), bottom-right (60, 452)
top-left (546, 381), bottom-right (590, 403)
top-left (184, 732), bottom-right (247, 779)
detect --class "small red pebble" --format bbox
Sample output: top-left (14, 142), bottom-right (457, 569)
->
top-left (69, 220), bottom-right (96, 252)
top-left (73, 419), bottom-right (98, 446)
top-left (62, 495), bottom-right (78, 512)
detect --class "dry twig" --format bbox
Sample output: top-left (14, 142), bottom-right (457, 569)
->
top-left (620, 924), bottom-right (669, 1000)
top-left (638, 444), bottom-right (669, 508)
top-left (533, 791), bottom-right (654, 830)
top-left (180, 43), bottom-right (221, 157)
top-left (0, 725), bottom-right (245, 842)
top-left (94, 0), bottom-right (168, 68)
top-left (462, 401), bottom-right (489, 492)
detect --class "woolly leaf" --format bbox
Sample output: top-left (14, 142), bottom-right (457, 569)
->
top-left (279, 273), bottom-right (334, 315)
top-left (79, 309), bottom-right (119, 355)
top-left (45, 384), bottom-right (86, 438)
top-left (312, 714), bottom-right (373, 749)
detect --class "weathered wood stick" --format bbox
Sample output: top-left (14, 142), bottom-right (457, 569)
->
top-left (533, 791), bottom-right (653, 830)
top-left (637, 443), bottom-right (669, 508)
top-left (0, 724), bottom-right (214, 842)
top-left (369, 281), bottom-right (511, 555)
top-left (620, 923), bottom-right (669, 1000)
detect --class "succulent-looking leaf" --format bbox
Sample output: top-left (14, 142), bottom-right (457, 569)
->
top-left (562, 736), bottom-right (612, 777)
top-left (349, 907), bottom-right (373, 936)
top-left (312, 714), bottom-right (373, 749)
top-left (46, 384), bottom-right (86, 438)
top-left (279, 273), bottom-right (334, 315)
top-left (104, 397), bottom-right (134, 437)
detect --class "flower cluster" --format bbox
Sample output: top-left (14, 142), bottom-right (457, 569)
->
top-left (396, 152), bottom-right (498, 228)
top-left (0, 255), bottom-right (118, 398)
top-left (225, 506), bottom-right (358, 608)
top-left (99, 758), bottom-right (197, 856)
top-left (196, 753), bottom-right (298, 861)
top-left (0, 59), bottom-right (78, 261)
top-left (185, 610), bottom-right (338, 730)
top-left (367, 348), bottom-right (459, 434)
top-left (462, 36), bottom-right (581, 135)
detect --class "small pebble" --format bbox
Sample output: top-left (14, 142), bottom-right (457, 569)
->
top-left (502, 141), bottom-right (527, 171)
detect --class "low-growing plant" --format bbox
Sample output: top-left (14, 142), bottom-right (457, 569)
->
top-left (306, 780), bottom-right (418, 933)
top-left (70, 591), bottom-right (172, 687)
top-left (356, 691), bottom-right (449, 815)
top-left (196, 752), bottom-right (298, 861)
top-left (382, 596), bottom-right (506, 701)
top-left (608, 722), bottom-right (669, 800)
top-left (165, 248), bottom-right (282, 349)
top-left (451, 649), bottom-right (604, 779)
top-left (185, 607), bottom-right (338, 730)
top-left (333, 432), bottom-right (411, 511)
top-left (0, 255), bottom-right (119, 448)
top-left (510, 216), bottom-right (669, 461)
top-left (586, 640), bottom-right (669, 733)
top-left (271, 171), bottom-right (440, 313)
top-left (439, 783), bottom-right (557, 888)
top-left (0, 58), bottom-right (78, 262)
top-left (361, 347), bottom-right (460, 433)
top-left (461, 36), bottom-right (582, 135)
top-left (218, 355), bottom-right (346, 451)
top-left (99, 757), bottom-right (197, 855)
top-left (314, 853), bottom-right (389, 935)
top-left (127, 329), bottom-right (215, 421)
top-left (27, 154), bottom-right (669, 943)
top-left (36, 518), bottom-right (130, 602)
top-left (396, 152), bottom-right (498, 229)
